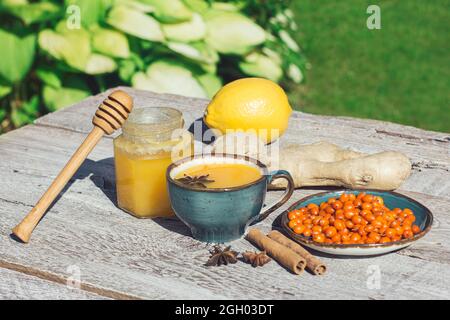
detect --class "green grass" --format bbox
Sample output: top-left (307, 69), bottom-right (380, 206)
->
top-left (289, 0), bottom-right (449, 133)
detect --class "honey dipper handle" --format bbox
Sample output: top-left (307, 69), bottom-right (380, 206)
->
top-left (12, 127), bottom-right (104, 243)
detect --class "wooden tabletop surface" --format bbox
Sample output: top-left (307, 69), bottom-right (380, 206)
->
top-left (1, 87), bottom-right (449, 300)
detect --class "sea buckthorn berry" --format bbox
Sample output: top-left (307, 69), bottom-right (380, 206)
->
top-left (380, 237), bottom-right (391, 244)
top-left (341, 234), bottom-right (350, 243)
top-left (312, 225), bottom-right (322, 233)
top-left (348, 194), bottom-right (356, 201)
top-left (310, 207), bottom-right (319, 215)
top-left (288, 220), bottom-right (298, 229)
top-left (373, 196), bottom-right (384, 205)
top-left (361, 202), bottom-right (372, 210)
top-left (385, 228), bottom-right (396, 238)
top-left (313, 233), bottom-right (325, 243)
top-left (339, 193), bottom-right (349, 202)
top-left (345, 220), bottom-right (354, 229)
top-left (343, 201), bottom-right (354, 211)
top-left (357, 192), bottom-right (366, 200)
top-left (344, 209), bottom-right (355, 219)
top-left (325, 206), bottom-right (335, 214)
top-left (293, 225), bottom-right (305, 234)
top-left (362, 194), bottom-right (374, 203)
top-left (303, 229), bottom-right (312, 237)
top-left (319, 218), bottom-right (329, 227)
top-left (332, 201), bottom-right (343, 210)
top-left (350, 233), bottom-right (361, 243)
top-left (288, 211), bottom-right (297, 220)
top-left (335, 210), bottom-right (345, 220)
top-left (327, 198), bottom-right (337, 204)
top-left (394, 226), bottom-right (404, 236)
top-left (403, 208), bottom-right (413, 216)
top-left (331, 234), bottom-right (341, 243)
top-left (403, 230), bottom-right (414, 239)
top-left (390, 220), bottom-right (400, 228)
top-left (352, 215), bottom-right (363, 225)
top-left (392, 208), bottom-right (402, 214)
top-left (353, 199), bottom-right (362, 208)
top-left (412, 225), bottom-right (421, 234)
top-left (307, 203), bottom-right (318, 209)
top-left (368, 232), bottom-right (381, 243)
top-left (334, 220), bottom-right (346, 231)
top-left (325, 226), bottom-right (337, 238)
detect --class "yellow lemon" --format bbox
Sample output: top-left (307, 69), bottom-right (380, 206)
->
top-left (204, 77), bottom-right (292, 143)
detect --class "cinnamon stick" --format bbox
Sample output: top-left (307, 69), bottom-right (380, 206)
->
top-left (246, 228), bottom-right (306, 274)
top-left (267, 230), bottom-right (327, 275)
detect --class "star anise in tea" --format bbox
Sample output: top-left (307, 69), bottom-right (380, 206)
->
top-left (205, 245), bottom-right (238, 266)
top-left (242, 251), bottom-right (271, 267)
top-left (176, 174), bottom-right (215, 188)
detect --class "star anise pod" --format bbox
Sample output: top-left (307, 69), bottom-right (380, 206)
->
top-left (242, 251), bottom-right (271, 267)
top-left (176, 174), bottom-right (215, 188)
top-left (205, 245), bottom-right (238, 266)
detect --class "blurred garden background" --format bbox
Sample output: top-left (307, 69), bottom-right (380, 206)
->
top-left (0, 0), bottom-right (448, 134)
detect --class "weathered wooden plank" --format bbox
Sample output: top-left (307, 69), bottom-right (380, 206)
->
top-left (0, 124), bottom-right (449, 299)
top-left (0, 266), bottom-right (108, 300)
top-left (34, 87), bottom-right (450, 200)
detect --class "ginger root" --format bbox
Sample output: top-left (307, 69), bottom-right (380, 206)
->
top-left (211, 136), bottom-right (411, 191)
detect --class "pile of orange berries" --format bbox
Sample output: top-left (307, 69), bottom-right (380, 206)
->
top-left (287, 192), bottom-right (421, 245)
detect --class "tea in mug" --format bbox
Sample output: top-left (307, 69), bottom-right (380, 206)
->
top-left (175, 163), bottom-right (262, 188)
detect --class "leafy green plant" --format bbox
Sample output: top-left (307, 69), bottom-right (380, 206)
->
top-left (0, 0), bottom-right (304, 133)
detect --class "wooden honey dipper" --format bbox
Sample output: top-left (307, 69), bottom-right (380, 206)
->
top-left (12, 90), bottom-right (133, 243)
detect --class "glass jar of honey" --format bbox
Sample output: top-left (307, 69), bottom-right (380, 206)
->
top-left (114, 107), bottom-right (192, 218)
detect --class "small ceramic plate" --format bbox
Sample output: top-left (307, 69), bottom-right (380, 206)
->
top-left (281, 190), bottom-right (433, 256)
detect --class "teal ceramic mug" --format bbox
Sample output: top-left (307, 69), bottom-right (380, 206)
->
top-left (166, 154), bottom-right (295, 243)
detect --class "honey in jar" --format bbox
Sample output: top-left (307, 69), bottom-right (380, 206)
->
top-left (114, 107), bottom-right (192, 218)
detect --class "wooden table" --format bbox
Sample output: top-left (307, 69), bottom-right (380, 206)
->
top-left (1, 87), bottom-right (449, 300)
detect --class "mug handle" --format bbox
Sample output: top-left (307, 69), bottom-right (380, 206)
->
top-left (254, 170), bottom-right (295, 223)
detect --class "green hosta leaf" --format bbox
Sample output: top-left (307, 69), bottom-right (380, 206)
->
top-left (239, 52), bottom-right (283, 82)
top-left (132, 60), bottom-right (207, 98)
top-left (118, 59), bottom-right (136, 82)
top-left (211, 2), bottom-right (243, 11)
top-left (143, 0), bottom-right (192, 23)
top-left (0, 108), bottom-right (5, 123)
top-left (167, 42), bottom-right (218, 64)
top-left (116, 0), bottom-right (155, 12)
top-left (35, 67), bottom-right (62, 88)
top-left (287, 63), bottom-right (303, 83)
top-left (204, 10), bottom-right (265, 55)
top-left (278, 30), bottom-right (300, 52)
top-left (182, 0), bottom-right (208, 13)
top-left (11, 95), bottom-right (39, 127)
top-left (162, 13), bottom-right (205, 42)
top-left (38, 25), bottom-right (91, 71)
top-left (107, 5), bottom-right (164, 42)
top-left (65, 0), bottom-right (113, 27)
top-left (0, 1), bottom-right (60, 25)
top-left (92, 27), bottom-right (130, 58)
top-left (84, 54), bottom-right (117, 74)
top-left (0, 83), bottom-right (12, 99)
top-left (0, 28), bottom-right (35, 84)
top-left (43, 77), bottom-right (90, 111)
top-left (196, 73), bottom-right (222, 98)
